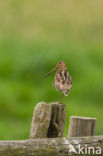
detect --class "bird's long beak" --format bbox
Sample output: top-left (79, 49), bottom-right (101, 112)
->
top-left (43, 66), bottom-right (57, 78)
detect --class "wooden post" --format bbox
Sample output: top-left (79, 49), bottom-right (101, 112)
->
top-left (68, 116), bottom-right (96, 137)
top-left (30, 102), bottom-right (66, 138)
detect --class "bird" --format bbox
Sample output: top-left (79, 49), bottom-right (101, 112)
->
top-left (44, 61), bottom-right (72, 103)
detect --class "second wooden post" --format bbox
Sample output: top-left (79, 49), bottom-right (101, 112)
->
top-left (68, 116), bottom-right (96, 137)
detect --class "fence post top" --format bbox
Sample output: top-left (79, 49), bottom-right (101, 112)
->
top-left (70, 116), bottom-right (96, 120)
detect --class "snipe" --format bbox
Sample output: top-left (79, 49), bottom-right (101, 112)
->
top-left (44, 61), bottom-right (72, 103)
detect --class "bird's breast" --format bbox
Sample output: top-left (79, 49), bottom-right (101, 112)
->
top-left (54, 70), bottom-right (72, 96)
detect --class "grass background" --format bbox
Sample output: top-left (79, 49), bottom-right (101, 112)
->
top-left (0, 0), bottom-right (103, 139)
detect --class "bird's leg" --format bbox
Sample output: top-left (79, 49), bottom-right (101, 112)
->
top-left (60, 93), bottom-right (64, 104)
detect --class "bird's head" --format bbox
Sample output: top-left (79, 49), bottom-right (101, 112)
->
top-left (56, 61), bottom-right (66, 70)
top-left (43, 61), bottom-right (66, 78)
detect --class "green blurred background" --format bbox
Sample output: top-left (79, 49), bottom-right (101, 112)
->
top-left (0, 0), bottom-right (103, 140)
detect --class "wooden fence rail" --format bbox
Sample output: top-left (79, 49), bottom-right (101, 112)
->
top-left (0, 136), bottom-right (103, 156)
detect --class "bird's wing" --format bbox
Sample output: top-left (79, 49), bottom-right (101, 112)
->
top-left (60, 70), bottom-right (72, 91)
top-left (54, 70), bottom-right (72, 93)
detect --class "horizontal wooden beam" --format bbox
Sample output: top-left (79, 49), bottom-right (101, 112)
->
top-left (0, 136), bottom-right (103, 156)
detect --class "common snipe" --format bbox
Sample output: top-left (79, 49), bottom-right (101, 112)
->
top-left (44, 61), bottom-right (72, 103)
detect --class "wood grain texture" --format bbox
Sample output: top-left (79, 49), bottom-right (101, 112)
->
top-left (0, 136), bottom-right (103, 156)
top-left (68, 116), bottom-right (96, 137)
top-left (30, 102), bottom-right (66, 138)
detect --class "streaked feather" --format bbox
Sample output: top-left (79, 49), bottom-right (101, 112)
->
top-left (54, 69), bottom-right (72, 96)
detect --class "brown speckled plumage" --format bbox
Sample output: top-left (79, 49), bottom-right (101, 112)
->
top-left (54, 61), bottom-right (72, 96)
top-left (44, 61), bottom-right (72, 102)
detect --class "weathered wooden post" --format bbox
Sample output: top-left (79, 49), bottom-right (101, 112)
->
top-left (30, 102), bottom-right (66, 138)
top-left (68, 116), bottom-right (96, 137)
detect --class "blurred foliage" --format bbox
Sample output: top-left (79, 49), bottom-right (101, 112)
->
top-left (0, 0), bottom-right (103, 139)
